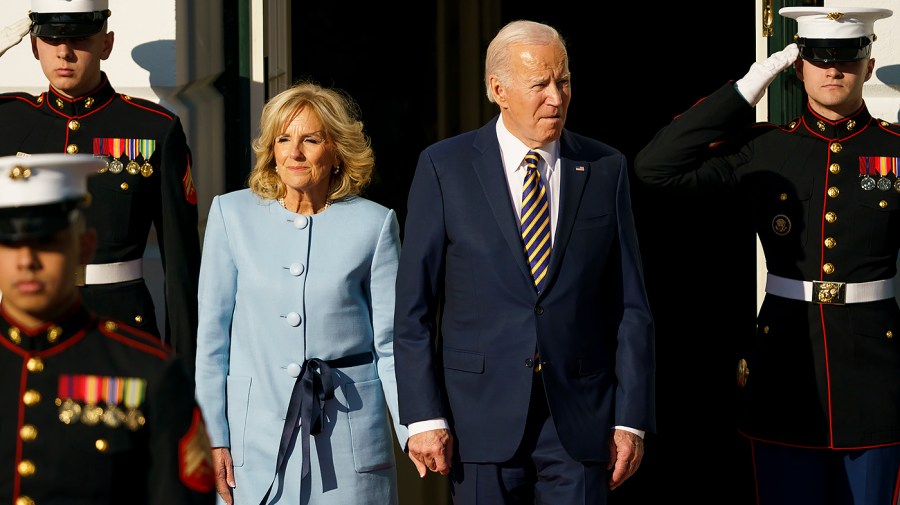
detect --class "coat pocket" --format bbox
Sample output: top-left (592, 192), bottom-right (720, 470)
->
top-left (346, 378), bottom-right (395, 473)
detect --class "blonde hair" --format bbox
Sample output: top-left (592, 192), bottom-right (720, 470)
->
top-left (247, 81), bottom-right (375, 201)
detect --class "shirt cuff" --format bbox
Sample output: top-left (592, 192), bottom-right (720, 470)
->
top-left (408, 418), bottom-right (450, 437)
top-left (614, 426), bottom-right (645, 439)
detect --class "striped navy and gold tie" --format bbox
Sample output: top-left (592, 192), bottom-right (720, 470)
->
top-left (520, 150), bottom-right (551, 293)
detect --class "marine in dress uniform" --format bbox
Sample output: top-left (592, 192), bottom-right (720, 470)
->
top-left (0, 0), bottom-right (201, 371)
top-left (635, 7), bottom-right (900, 504)
top-left (0, 153), bottom-right (214, 505)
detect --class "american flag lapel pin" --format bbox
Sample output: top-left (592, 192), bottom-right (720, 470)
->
top-left (575, 165), bottom-right (585, 172)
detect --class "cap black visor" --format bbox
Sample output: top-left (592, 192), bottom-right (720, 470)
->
top-left (29, 11), bottom-right (109, 39)
top-left (0, 199), bottom-right (83, 242)
top-left (797, 36), bottom-right (872, 63)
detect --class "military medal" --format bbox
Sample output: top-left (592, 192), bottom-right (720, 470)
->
top-left (57, 397), bottom-right (82, 424)
top-left (124, 139), bottom-right (141, 174)
top-left (122, 376), bottom-right (147, 431)
top-left (126, 160), bottom-right (141, 175)
top-left (860, 156), bottom-right (877, 190)
top-left (82, 404), bottom-right (103, 425)
top-left (877, 176), bottom-right (892, 191)
top-left (102, 405), bottom-right (125, 427)
top-left (138, 139), bottom-right (157, 178)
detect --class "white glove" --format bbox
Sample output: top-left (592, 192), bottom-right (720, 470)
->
top-left (0, 17), bottom-right (31, 58)
top-left (735, 43), bottom-right (799, 107)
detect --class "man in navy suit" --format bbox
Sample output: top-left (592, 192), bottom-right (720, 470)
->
top-left (394, 19), bottom-right (656, 504)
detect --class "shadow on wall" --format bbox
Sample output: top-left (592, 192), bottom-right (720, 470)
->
top-left (131, 40), bottom-right (177, 86)
top-left (875, 64), bottom-right (900, 122)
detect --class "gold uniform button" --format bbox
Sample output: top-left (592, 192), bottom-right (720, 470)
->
top-left (120, 182), bottom-right (129, 191)
top-left (880, 200), bottom-right (888, 209)
top-left (104, 321), bottom-right (118, 332)
top-left (66, 144), bottom-right (79, 154)
top-left (17, 460), bottom-right (35, 477)
top-left (825, 212), bottom-right (837, 223)
top-left (8, 327), bottom-right (21, 344)
top-left (823, 263), bottom-right (835, 275)
top-left (95, 439), bottom-right (109, 452)
top-left (762, 326), bottom-right (770, 334)
top-left (134, 314), bottom-right (143, 324)
top-left (736, 359), bottom-right (750, 387)
top-left (19, 425), bottom-right (37, 442)
top-left (67, 119), bottom-right (80, 131)
top-left (46, 325), bottom-right (62, 343)
top-left (824, 237), bottom-right (836, 249)
top-left (829, 163), bottom-right (840, 174)
top-left (779, 193), bottom-right (788, 201)
top-left (827, 187), bottom-right (839, 198)
top-left (887, 330), bottom-right (893, 340)
top-left (830, 142), bottom-right (842, 153)
top-left (16, 496), bottom-right (35, 505)
top-left (22, 390), bottom-right (41, 406)
top-left (26, 357), bottom-right (44, 373)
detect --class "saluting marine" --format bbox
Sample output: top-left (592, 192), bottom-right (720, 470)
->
top-left (0, 153), bottom-right (214, 504)
top-left (0, 0), bottom-right (201, 371)
top-left (635, 7), bottom-right (900, 504)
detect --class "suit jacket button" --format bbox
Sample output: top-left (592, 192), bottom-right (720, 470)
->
top-left (534, 305), bottom-right (544, 315)
top-left (525, 358), bottom-right (534, 367)
top-left (286, 312), bottom-right (301, 326)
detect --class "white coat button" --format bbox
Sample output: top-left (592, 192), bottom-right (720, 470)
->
top-left (287, 362), bottom-right (302, 377)
top-left (289, 263), bottom-right (304, 276)
top-left (286, 312), bottom-right (301, 326)
top-left (293, 215), bottom-right (309, 229)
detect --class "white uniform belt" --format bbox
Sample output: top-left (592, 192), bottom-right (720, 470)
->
top-left (765, 273), bottom-right (895, 305)
top-left (75, 259), bottom-right (143, 286)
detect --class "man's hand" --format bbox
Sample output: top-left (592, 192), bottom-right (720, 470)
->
top-left (407, 428), bottom-right (453, 478)
top-left (0, 18), bottom-right (31, 58)
top-left (735, 43), bottom-right (800, 107)
top-left (607, 429), bottom-right (644, 491)
top-left (211, 447), bottom-right (236, 504)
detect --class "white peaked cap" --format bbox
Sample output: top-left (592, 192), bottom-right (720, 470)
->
top-left (779, 6), bottom-right (892, 40)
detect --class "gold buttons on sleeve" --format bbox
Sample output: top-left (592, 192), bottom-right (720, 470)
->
top-left (17, 460), bottom-right (35, 477)
top-left (830, 142), bottom-right (842, 153)
top-left (825, 212), bottom-right (837, 223)
top-left (824, 237), bottom-right (836, 249)
top-left (22, 390), bottom-right (41, 406)
top-left (66, 144), bottom-right (79, 154)
top-left (827, 187), bottom-right (840, 198)
top-left (26, 357), bottom-right (44, 373)
top-left (829, 163), bottom-right (840, 174)
top-left (823, 263), bottom-right (835, 275)
top-left (19, 425), bottom-right (37, 442)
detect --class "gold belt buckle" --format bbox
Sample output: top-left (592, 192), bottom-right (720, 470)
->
top-left (812, 280), bottom-right (845, 305)
top-left (74, 264), bottom-right (86, 287)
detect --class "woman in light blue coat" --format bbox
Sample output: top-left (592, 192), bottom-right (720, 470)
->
top-left (194, 82), bottom-right (408, 505)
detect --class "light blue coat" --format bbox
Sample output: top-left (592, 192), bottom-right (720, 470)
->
top-left (195, 189), bottom-right (408, 505)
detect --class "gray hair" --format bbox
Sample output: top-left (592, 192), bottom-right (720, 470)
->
top-left (484, 20), bottom-right (568, 104)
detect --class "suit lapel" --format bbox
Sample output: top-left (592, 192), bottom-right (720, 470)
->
top-left (472, 121), bottom-right (534, 284)
top-left (545, 132), bottom-right (588, 294)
